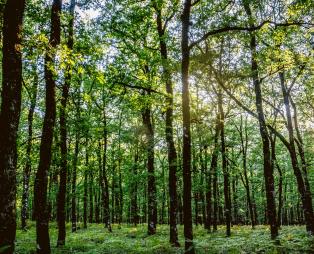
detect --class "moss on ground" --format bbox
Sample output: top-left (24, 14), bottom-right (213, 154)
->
top-left (15, 223), bottom-right (314, 253)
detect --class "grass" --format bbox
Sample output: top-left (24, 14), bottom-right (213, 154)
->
top-left (15, 223), bottom-right (314, 253)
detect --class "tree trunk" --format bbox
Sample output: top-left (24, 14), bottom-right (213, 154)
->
top-left (199, 148), bottom-right (206, 226)
top-left (142, 105), bottom-right (157, 235)
top-left (213, 135), bottom-right (219, 231)
top-left (218, 91), bottom-right (231, 237)
top-left (232, 177), bottom-right (238, 225)
top-left (102, 107), bottom-right (112, 232)
top-left (89, 169), bottom-right (94, 223)
top-left (71, 132), bottom-right (79, 232)
top-left (243, 2), bottom-right (278, 239)
top-left (181, 0), bottom-right (195, 252)
top-left (33, 0), bottom-right (61, 252)
top-left (0, 0), bottom-right (26, 251)
top-left (83, 169), bottom-right (87, 229)
top-left (154, 3), bottom-right (179, 244)
top-left (96, 141), bottom-right (103, 224)
top-left (131, 147), bottom-right (139, 225)
top-left (239, 115), bottom-right (255, 228)
top-left (57, 0), bottom-right (75, 245)
top-left (21, 68), bottom-right (38, 230)
top-left (205, 113), bottom-right (219, 231)
top-left (270, 135), bottom-right (283, 227)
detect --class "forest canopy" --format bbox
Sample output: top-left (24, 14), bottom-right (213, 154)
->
top-left (0, 0), bottom-right (314, 253)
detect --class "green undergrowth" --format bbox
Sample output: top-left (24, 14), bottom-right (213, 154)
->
top-left (15, 223), bottom-right (314, 253)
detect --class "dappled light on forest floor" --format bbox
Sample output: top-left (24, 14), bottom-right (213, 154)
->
top-left (15, 224), bottom-right (314, 253)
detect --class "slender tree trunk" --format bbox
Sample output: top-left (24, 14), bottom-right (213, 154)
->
top-left (243, 2), bottom-right (278, 239)
top-left (21, 69), bottom-right (38, 230)
top-left (71, 132), bottom-right (79, 232)
top-left (232, 177), bottom-right (238, 225)
top-left (218, 91), bottom-right (231, 236)
top-left (57, 0), bottom-right (75, 245)
top-left (116, 111), bottom-right (123, 225)
top-left (181, 0), bottom-right (195, 252)
top-left (291, 100), bottom-right (311, 196)
top-left (131, 147), bottom-right (139, 225)
top-left (270, 135), bottom-right (283, 227)
top-left (102, 107), bottom-right (112, 232)
top-left (118, 167), bottom-right (123, 224)
top-left (33, 1), bottom-right (62, 252)
top-left (96, 141), bottom-right (103, 224)
top-left (199, 148), bottom-right (206, 226)
top-left (239, 115), bottom-right (255, 228)
top-left (0, 0), bottom-right (26, 251)
top-left (205, 114), bottom-right (219, 231)
top-left (83, 169), bottom-right (87, 229)
top-left (142, 105), bottom-right (157, 235)
top-left (89, 169), bottom-right (94, 223)
top-left (213, 141), bottom-right (219, 232)
top-left (111, 162), bottom-right (116, 224)
top-left (154, 4), bottom-right (179, 244)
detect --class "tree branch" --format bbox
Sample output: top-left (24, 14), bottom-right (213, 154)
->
top-left (189, 21), bottom-right (313, 49)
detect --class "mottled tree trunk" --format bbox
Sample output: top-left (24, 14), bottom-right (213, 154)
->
top-left (33, 0), bottom-right (61, 253)
top-left (142, 105), bottom-right (157, 235)
top-left (181, 0), bottom-right (195, 252)
top-left (0, 0), bottom-right (26, 252)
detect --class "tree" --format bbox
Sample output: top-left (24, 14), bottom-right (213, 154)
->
top-left (33, 0), bottom-right (62, 252)
top-left (181, 0), bottom-right (195, 252)
top-left (242, 0), bottom-right (278, 239)
top-left (142, 92), bottom-right (157, 235)
top-left (218, 89), bottom-right (231, 236)
top-left (0, 0), bottom-right (26, 252)
top-left (153, 0), bottom-right (180, 245)
top-left (57, 0), bottom-right (76, 246)
top-left (21, 63), bottom-right (39, 230)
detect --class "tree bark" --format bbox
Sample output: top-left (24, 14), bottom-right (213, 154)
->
top-left (83, 167), bottom-right (88, 229)
top-left (96, 141), bottom-right (103, 224)
top-left (243, 1), bottom-right (278, 239)
top-left (218, 91), bottom-right (231, 236)
top-left (131, 147), bottom-right (139, 225)
top-left (102, 107), bottom-right (112, 232)
top-left (21, 68), bottom-right (38, 231)
top-left (0, 0), bottom-right (26, 252)
top-left (206, 113), bottom-right (220, 231)
top-left (154, 2), bottom-right (179, 245)
top-left (33, 0), bottom-right (61, 252)
top-left (181, 0), bottom-right (195, 252)
top-left (71, 132), bottom-right (79, 232)
top-left (270, 134), bottom-right (283, 227)
top-left (239, 115), bottom-right (255, 228)
top-left (57, 0), bottom-right (75, 245)
top-left (142, 105), bottom-right (157, 235)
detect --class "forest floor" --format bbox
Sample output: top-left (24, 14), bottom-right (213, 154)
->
top-left (15, 223), bottom-right (314, 253)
